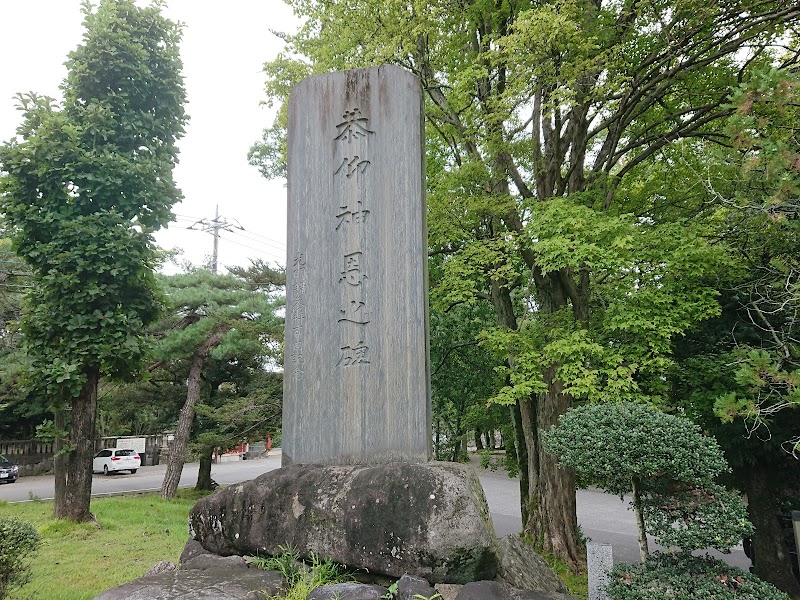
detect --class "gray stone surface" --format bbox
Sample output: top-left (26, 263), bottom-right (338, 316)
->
top-left (495, 535), bottom-right (569, 594)
top-left (435, 581), bottom-right (573, 600)
top-left (586, 543), bottom-right (612, 600)
top-left (93, 565), bottom-right (284, 600)
top-left (456, 581), bottom-right (507, 600)
top-left (180, 553), bottom-right (248, 570)
top-left (454, 581), bottom-right (572, 600)
top-left (793, 511), bottom-right (800, 574)
top-left (397, 574), bottom-right (438, 600)
top-left (142, 561), bottom-right (176, 577)
top-left (188, 462), bottom-right (496, 583)
top-left (284, 65), bottom-right (430, 466)
top-left (179, 538), bottom-right (210, 564)
top-left (308, 583), bottom-right (389, 600)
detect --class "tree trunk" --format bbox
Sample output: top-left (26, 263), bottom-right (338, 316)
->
top-left (161, 348), bottom-right (206, 500)
top-left (524, 362), bottom-right (583, 567)
top-left (521, 271), bottom-right (584, 567)
top-left (743, 463), bottom-right (800, 597)
top-left (631, 477), bottom-right (650, 562)
top-left (52, 408), bottom-right (67, 518)
top-left (54, 367), bottom-right (99, 521)
top-left (475, 430), bottom-right (484, 451)
top-left (511, 406), bottom-right (530, 526)
top-left (195, 449), bottom-right (214, 491)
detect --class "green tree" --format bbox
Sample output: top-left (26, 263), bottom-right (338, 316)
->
top-left (430, 302), bottom-right (506, 461)
top-left (155, 269), bottom-right (283, 499)
top-left (543, 402), bottom-right (753, 561)
top-left (254, 0), bottom-right (798, 564)
top-left (0, 237), bottom-right (40, 439)
top-left (0, 0), bottom-right (186, 520)
top-left (664, 66), bottom-right (800, 597)
top-left (192, 368), bottom-right (282, 491)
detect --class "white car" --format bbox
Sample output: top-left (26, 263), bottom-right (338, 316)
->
top-left (93, 448), bottom-right (140, 475)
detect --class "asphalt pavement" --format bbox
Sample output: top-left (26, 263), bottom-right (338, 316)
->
top-left (0, 450), bottom-right (749, 569)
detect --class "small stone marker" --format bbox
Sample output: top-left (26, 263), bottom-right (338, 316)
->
top-left (793, 511), bottom-right (800, 574)
top-left (587, 543), bottom-right (613, 600)
top-left (283, 65), bottom-right (431, 466)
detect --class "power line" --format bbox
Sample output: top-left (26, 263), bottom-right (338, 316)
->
top-left (185, 205), bottom-right (243, 275)
top-left (216, 232), bottom-right (285, 263)
top-left (228, 230), bottom-right (286, 252)
top-left (174, 218), bottom-right (287, 252)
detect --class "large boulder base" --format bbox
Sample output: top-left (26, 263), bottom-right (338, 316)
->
top-left (495, 535), bottom-right (569, 595)
top-left (93, 559), bottom-right (284, 600)
top-left (453, 581), bottom-right (573, 600)
top-left (188, 462), bottom-right (497, 583)
top-left (308, 583), bottom-right (389, 600)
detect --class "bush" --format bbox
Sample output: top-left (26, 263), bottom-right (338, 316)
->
top-left (0, 516), bottom-right (41, 599)
top-left (607, 553), bottom-right (790, 600)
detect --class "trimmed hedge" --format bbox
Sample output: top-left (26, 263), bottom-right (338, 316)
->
top-left (607, 553), bottom-right (789, 600)
top-left (0, 516), bottom-right (41, 599)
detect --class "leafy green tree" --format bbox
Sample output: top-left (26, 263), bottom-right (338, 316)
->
top-left (707, 68), bottom-right (800, 452)
top-left (155, 269), bottom-right (283, 499)
top-left (254, 0), bottom-right (798, 564)
top-left (430, 302), bottom-right (506, 461)
top-left (664, 66), bottom-right (800, 597)
top-left (95, 374), bottom-right (187, 438)
top-left (543, 402), bottom-right (752, 561)
top-left (0, 238), bottom-right (41, 439)
top-left (0, 0), bottom-right (186, 520)
top-left (192, 368), bottom-right (282, 491)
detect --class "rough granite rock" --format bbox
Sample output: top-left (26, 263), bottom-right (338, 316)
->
top-left (435, 583), bottom-right (464, 600)
top-left (494, 536), bottom-right (568, 594)
top-left (93, 565), bottom-right (284, 600)
top-left (180, 554), bottom-right (249, 570)
top-left (307, 583), bottom-right (389, 600)
top-left (142, 561), bottom-right (177, 577)
top-left (188, 462), bottom-right (497, 583)
top-left (179, 539), bottom-right (210, 564)
top-left (398, 574), bottom-right (438, 600)
top-left (455, 581), bottom-right (573, 600)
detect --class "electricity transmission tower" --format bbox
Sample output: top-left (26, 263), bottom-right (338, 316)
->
top-left (187, 205), bottom-right (243, 274)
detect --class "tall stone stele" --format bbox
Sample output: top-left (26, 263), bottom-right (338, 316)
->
top-left (283, 65), bottom-right (431, 466)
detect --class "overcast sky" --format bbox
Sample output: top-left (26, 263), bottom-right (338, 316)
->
top-left (0, 1), bottom-right (299, 274)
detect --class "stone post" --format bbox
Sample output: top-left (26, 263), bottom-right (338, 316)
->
top-left (793, 510), bottom-right (800, 575)
top-left (587, 542), bottom-right (613, 600)
top-left (283, 65), bottom-right (431, 466)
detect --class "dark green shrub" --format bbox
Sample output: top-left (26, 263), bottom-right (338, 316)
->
top-left (0, 516), bottom-right (41, 599)
top-left (607, 553), bottom-right (790, 600)
top-left (543, 402), bottom-right (752, 557)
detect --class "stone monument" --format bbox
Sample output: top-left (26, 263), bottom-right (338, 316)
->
top-left (181, 65), bottom-right (569, 595)
top-left (283, 64), bottom-right (430, 466)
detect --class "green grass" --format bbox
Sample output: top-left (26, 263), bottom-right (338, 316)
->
top-left (540, 552), bottom-right (588, 600)
top-left (0, 489), bottom-right (210, 600)
top-left (1, 489), bottom-right (589, 600)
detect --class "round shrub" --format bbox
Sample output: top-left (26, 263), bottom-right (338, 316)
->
top-left (642, 484), bottom-right (754, 553)
top-left (0, 516), bottom-right (41, 599)
top-left (607, 553), bottom-right (790, 600)
top-left (543, 401), bottom-right (728, 496)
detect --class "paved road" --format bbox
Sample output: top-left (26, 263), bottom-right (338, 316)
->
top-left (0, 452), bottom-right (749, 569)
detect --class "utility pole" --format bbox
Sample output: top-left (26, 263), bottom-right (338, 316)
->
top-left (187, 205), bottom-right (242, 274)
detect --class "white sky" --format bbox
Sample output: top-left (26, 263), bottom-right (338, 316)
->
top-left (0, 0), bottom-right (299, 274)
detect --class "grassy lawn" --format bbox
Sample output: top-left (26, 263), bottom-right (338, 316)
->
top-left (0, 490), bottom-right (209, 600)
top-left (1, 488), bottom-right (588, 600)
